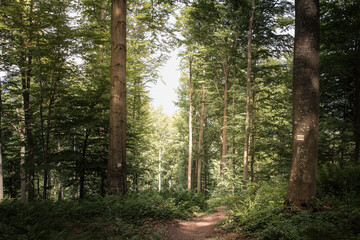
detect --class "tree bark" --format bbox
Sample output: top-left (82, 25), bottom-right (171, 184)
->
top-left (19, 129), bottom-right (26, 202)
top-left (204, 120), bottom-right (208, 197)
top-left (188, 57), bottom-right (193, 190)
top-left (197, 84), bottom-right (205, 194)
top-left (220, 67), bottom-right (229, 178)
top-left (250, 61), bottom-right (257, 183)
top-left (80, 129), bottom-right (90, 199)
top-left (40, 73), bottom-right (58, 200)
top-left (286, 0), bottom-right (320, 209)
top-left (231, 67), bottom-right (236, 176)
top-left (108, 0), bottom-right (127, 194)
top-left (13, 108), bottom-right (26, 202)
top-left (354, 48), bottom-right (360, 164)
top-left (158, 150), bottom-right (162, 192)
top-left (243, 0), bottom-right (255, 186)
top-left (0, 77), bottom-right (3, 202)
top-left (250, 125), bottom-right (256, 183)
top-left (57, 139), bottom-right (63, 201)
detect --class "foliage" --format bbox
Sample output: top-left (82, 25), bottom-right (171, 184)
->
top-left (0, 190), bottom-right (207, 239)
top-left (318, 164), bottom-right (360, 200)
top-left (228, 171), bottom-right (360, 240)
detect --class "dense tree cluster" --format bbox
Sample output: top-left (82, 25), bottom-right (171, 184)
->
top-left (0, 0), bottom-right (359, 212)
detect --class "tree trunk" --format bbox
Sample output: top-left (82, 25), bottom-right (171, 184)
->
top-left (231, 67), bottom-right (236, 176)
top-left (14, 108), bottom-right (26, 202)
top-left (250, 62), bottom-right (257, 183)
top-left (41, 74), bottom-right (57, 200)
top-left (204, 120), bottom-right (209, 197)
top-left (354, 49), bottom-right (360, 164)
top-left (243, 0), bottom-right (255, 187)
top-left (99, 1), bottom-right (107, 196)
top-left (220, 67), bottom-right (229, 178)
top-left (80, 129), bottom-right (90, 199)
top-left (57, 139), bottom-right (63, 201)
top-left (108, 0), bottom-right (127, 194)
top-left (188, 57), bottom-right (193, 190)
top-left (0, 77), bottom-right (3, 202)
top-left (197, 84), bottom-right (205, 194)
top-left (158, 150), bottom-right (161, 192)
top-left (192, 115), bottom-right (198, 189)
top-left (250, 125), bottom-right (256, 183)
top-left (23, 54), bottom-right (34, 201)
top-left (286, 0), bottom-right (320, 209)
top-left (17, 0), bottom-right (35, 201)
top-left (20, 129), bottom-right (26, 202)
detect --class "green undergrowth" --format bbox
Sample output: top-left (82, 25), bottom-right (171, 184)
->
top-left (226, 166), bottom-right (360, 240)
top-left (0, 190), bottom-right (207, 240)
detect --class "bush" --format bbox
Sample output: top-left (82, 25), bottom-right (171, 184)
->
top-left (0, 190), bottom-right (208, 240)
top-left (228, 176), bottom-right (360, 240)
top-left (318, 164), bottom-right (360, 199)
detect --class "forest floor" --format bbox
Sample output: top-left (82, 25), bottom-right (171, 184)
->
top-left (160, 206), bottom-right (239, 240)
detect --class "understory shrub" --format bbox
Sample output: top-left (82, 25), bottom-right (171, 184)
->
top-left (229, 174), bottom-right (360, 240)
top-left (0, 190), bottom-right (207, 240)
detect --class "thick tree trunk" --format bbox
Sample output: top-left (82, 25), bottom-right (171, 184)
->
top-left (188, 57), bottom-right (193, 190)
top-left (286, 0), bottom-right (320, 209)
top-left (243, 0), bottom-right (255, 186)
top-left (108, 0), bottom-right (127, 194)
top-left (0, 78), bottom-right (3, 202)
top-left (197, 84), bottom-right (205, 194)
top-left (354, 49), bottom-right (360, 164)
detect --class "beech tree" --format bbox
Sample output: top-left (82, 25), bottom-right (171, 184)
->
top-left (187, 57), bottom-right (193, 190)
top-left (243, 0), bottom-right (255, 186)
top-left (286, 0), bottom-right (320, 209)
top-left (108, 0), bottom-right (127, 194)
top-left (0, 77), bottom-right (3, 202)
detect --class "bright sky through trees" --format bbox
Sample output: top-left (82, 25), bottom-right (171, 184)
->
top-left (149, 50), bottom-right (181, 115)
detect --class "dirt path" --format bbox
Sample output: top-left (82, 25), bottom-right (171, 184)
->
top-left (162, 206), bottom-right (236, 240)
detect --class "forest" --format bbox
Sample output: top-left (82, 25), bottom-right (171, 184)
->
top-left (0, 0), bottom-right (359, 239)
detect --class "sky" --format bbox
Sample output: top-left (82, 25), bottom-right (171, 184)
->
top-left (149, 50), bottom-right (181, 115)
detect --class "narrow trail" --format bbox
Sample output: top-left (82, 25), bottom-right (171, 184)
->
top-left (162, 206), bottom-right (237, 240)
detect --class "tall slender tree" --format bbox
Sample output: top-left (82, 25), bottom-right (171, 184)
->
top-left (188, 57), bottom-right (193, 190)
top-left (108, 0), bottom-right (127, 194)
top-left (197, 83), bottom-right (205, 193)
top-left (286, 0), bottom-right (320, 209)
top-left (243, 0), bottom-right (255, 186)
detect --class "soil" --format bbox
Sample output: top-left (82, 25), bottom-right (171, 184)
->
top-left (161, 206), bottom-right (238, 240)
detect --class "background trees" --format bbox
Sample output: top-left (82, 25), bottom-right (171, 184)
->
top-left (0, 0), bottom-right (358, 214)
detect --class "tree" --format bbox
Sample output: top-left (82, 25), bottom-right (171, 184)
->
top-left (243, 0), bottom-right (255, 186)
top-left (319, 0), bottom-right (360, 166)
top-left (108, 0), bottom-right (127, 194)
top-left (197, 83), bottom-right (205, 193)
top-left (286, 0), bottom-right (320, 209)
top-left (0, 77), bottom-right (3, 202)
top-left (188, 57), bottom-right (193, 190)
